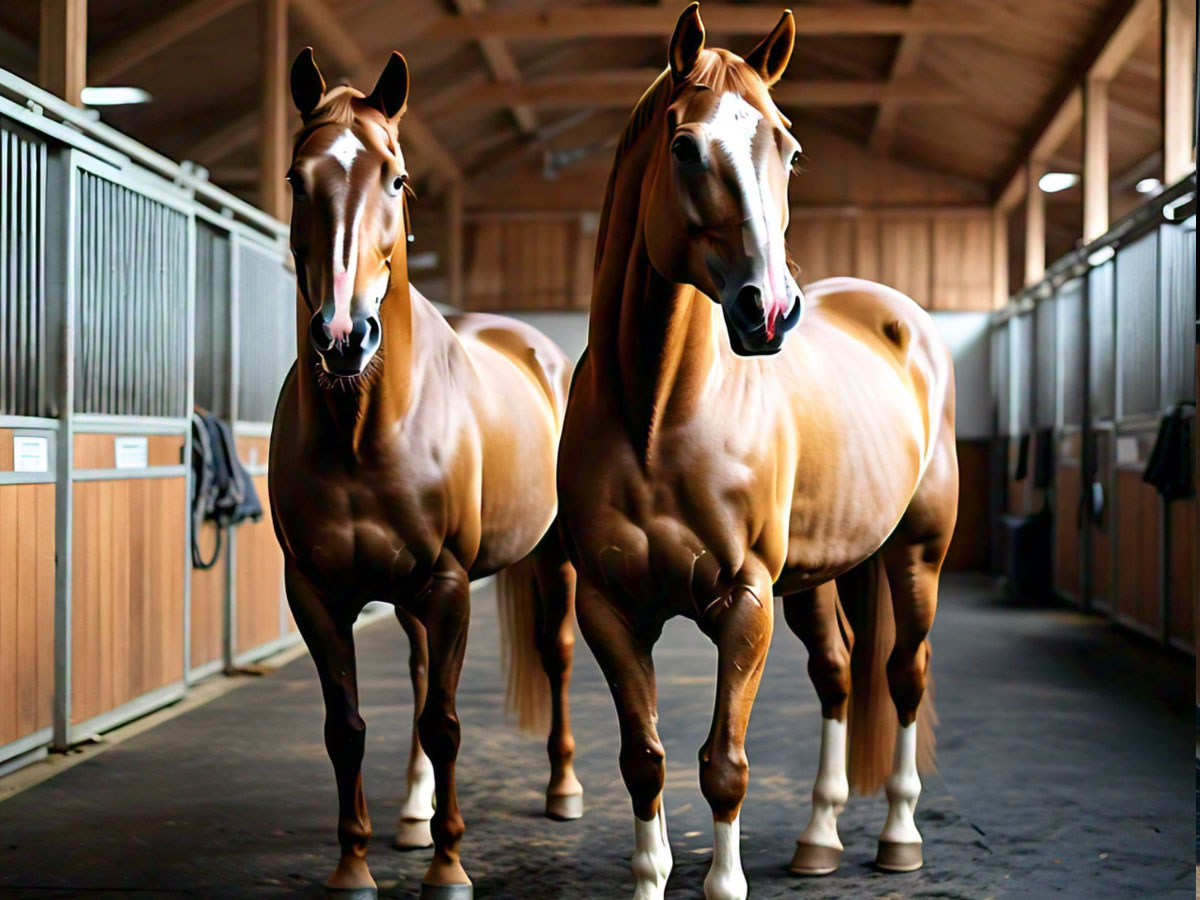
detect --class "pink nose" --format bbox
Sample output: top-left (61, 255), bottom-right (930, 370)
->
top-left (327, 310), bottom-right (353, 343)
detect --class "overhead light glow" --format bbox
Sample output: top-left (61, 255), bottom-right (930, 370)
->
top-left (1038, 172), bottom-right (1079, 193)
top-left (80, 86), bottom-right (152, 106)
top-left (1135, 177), bottom-right (1162, 195)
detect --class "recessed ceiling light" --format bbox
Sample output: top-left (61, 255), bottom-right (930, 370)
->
top-left (80, 86), bottom-right (153, 106)
top-left (1135, 177), bottom-right (1162, 195)
top-left (1038, 172), bottom-right (1079, 193)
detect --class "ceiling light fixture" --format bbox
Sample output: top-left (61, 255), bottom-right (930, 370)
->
top-left (80, 86), bottom-right (153, 106)
top-left (1038, 172), bottom-right (1079, 193)
top-left (1135, 177), bottom-right (1162, 195)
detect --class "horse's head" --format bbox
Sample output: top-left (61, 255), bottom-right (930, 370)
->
top-left (287, 48), bottom-right (411, 378)
top-left (645, 5), bottom-right (803, 356)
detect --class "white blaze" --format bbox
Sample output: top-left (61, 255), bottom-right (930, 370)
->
top-left (327, 128), bottom-right (364, 175)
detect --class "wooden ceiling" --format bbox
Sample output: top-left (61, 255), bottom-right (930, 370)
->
top-left (0, 0), bottom-right (1163, 217)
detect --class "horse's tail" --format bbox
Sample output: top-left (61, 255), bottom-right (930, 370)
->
top-left (497, 557), bottom-right (550, 733)
top-left (841, 554), bottom-right (937, 796)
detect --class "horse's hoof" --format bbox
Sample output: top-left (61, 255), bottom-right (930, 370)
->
top-left (545, 791), bottom-right (584, 821)
top-left (394, 817), bottom-right (434, 850)
top-left (419, 883), bottom-right (473, 900)
top-left (788, 841), bottom-right (842, 876)
top-left (324, 888), bottom-right (378, 900)
top-left (875, 840), bottom-right (923, 873)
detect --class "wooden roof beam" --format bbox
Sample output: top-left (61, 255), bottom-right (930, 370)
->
top-left (455, 73), bottom-right (964, 109)
top-left (451, 0), bottom-right (538, 138)
top-left (421, 5), bottom-right (987, 40)
top-left (90, 0), bottom-right (250, 84)
top-left (994, 0), bottom-right (1158, 208)
top-left (869, 0), bottom-right (931, 154)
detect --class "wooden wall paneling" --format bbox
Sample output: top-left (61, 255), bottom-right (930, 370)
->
top-left (931, 211), bottom-right (993, 310)
top-left (1167, 497), bottom-right (1195, 648)
top-left (71, 476), bottom-right (186, 725)
top-left (1113, 467), bottom-right (1161, 634)
top-left (788, 217), bottom-right (856, 286)
top-left (853, 214), bottom-right (880, 282)
top-left (879, 216), bottom-right (932, 307)
top-left (1089, 431), bottom-right (1114, 612)
top-left (189, 522), bottom-right (226, 672)
top-left (1054, 460), bottom-right (1083, 602)
top-left (235, 475), bottom-right (285, 655)
top-left (1, 486), bottom-right (17, 744)
top-left (943, 439), bottom-right (990, 570)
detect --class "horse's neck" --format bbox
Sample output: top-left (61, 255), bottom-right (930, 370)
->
top-left (296, 262), bottom-right (435, 456)
top-left (588, 167), bottom-right (717, 457)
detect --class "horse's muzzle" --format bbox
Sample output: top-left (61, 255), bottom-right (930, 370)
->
top-left (309, 311), bottom-right (382, 376)
top-left (723, 286), bottom-right (802, 356)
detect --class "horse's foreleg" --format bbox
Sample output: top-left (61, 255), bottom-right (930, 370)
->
top-left (877, 542), bottom-right (941, 873)
top-left (698, 578), bottom-right (774, 900)
top-left (285, 563), bottom-right (375, 896)
top-left (412, 559), bottom-right (473, 899)
top-left (394, 608), bottom-right (435, 850)
top-left (531, 539), bottom-right (584, 820)
top-left (576, 581), bottom-right (670, 900)
top-left (782, 580), bottom-right (852, 876)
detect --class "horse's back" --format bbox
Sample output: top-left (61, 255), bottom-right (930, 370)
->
top-left (447, 311), bottom-right (572, 421)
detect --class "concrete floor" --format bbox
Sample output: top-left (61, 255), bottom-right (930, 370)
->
top-left (0, 574), bottom-right (1192, 899)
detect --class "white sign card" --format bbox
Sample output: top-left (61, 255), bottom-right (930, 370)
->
top-left (114, 436), bottom-right (150, 470)
top-left (13, 435), bottom-right (50, 473)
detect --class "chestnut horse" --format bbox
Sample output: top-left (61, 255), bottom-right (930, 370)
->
top-left (556, 6), bottom-right (957, 899)
top-left (269, 49), bottom-right (582, 900)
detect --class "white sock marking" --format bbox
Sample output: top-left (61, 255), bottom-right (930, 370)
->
top-left (704, 817), bottom-right (747, 900)
top-left (632, 804), bottom-right (672, 900)
top-left (400, 745), bottom-right (435, 821)
top-left (798, 717), bottom-right (849, 850)
top-left (880, 721), bottom-right (922, 845)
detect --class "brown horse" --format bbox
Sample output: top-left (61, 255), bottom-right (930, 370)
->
top-left (269, 49), bottom-right (583, 900)
top-left (555, 6), bottom-right (957, 899)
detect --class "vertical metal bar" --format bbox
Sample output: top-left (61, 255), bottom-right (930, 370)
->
top-left (182, 208), bottom-right (196, 679)
top-left (51, 149), bottom-right (78, 751)
top-left (36, 141), bottom-right (47, 417)
top-left (1, 130), bottom-right (10, 414)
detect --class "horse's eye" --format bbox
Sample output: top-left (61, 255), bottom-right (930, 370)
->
top-left (789, 151), bottom-right (802, 173)
top-left (387, 173), bottom-right (408, 196)
top-left (671, 135), bottom-right (702, 165)
top-left (285, 171), bottom-right (306, 197)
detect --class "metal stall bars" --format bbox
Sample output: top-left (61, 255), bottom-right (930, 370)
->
top-left (995, 173), bottom-right (1197, 651)
top-left (0, 67), bottom-right (292, 770)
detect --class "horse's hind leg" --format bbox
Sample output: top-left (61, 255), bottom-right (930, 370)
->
top-left (531, 535), bottom-right (584, 820)
top-left (285, 562), bottom-right (376, 898)
top-left (698, 573), bottom-right (774, 900)
top-left (576, 581), bottom-right (671, 900)
top-left (782, 579), bottom-right (852, 876)
top-left (876, 540), bottom-right (944, 873)
top-left (394, 608), bottom-right (435, 849)
top-left (412, 555), bottom-right (473, 899)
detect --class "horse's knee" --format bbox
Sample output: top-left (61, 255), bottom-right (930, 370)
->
top-left (620, 733), bottom-right (666, 814)
top-left (807, 643), bottom-right (851, 715)
top-left (699, 744), bottom-right (749, 820)
top-left (418, 704), bottom-right (462, 762)
top-left (885, 640), bottom-right (930, 719)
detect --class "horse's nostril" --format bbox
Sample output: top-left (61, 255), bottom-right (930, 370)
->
top-left (732, 286), bottom-right (765, 331)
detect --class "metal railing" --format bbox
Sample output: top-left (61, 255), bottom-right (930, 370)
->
top-left (0, 66), bottom-right (296, 770)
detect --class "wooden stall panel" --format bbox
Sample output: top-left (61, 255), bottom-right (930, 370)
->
top-left (788, 218), bottom-right (856, 286)
top-left (1167, 498), bottom-right (1194, 650)
top-left (234, 436), bottom-right (287, 655)
top-left (943, 439), bottom-right (990, 570)
top-left (879, 217), bottom-right (932, 307)
top-left (931, 212), bottom-right (994, 311)
top-left (0, 483), bottom-right (56, 748)
top-left (71, 477), bottom-right (186, 725)
top-left (1088, 432), bottom-right (1114, 613)
top-left (463, 219), bottom-right (585, 311)
top-left (74, 434), bottom-right (184, 469)
top-left (1054, 461), bottom-right (1083, 603)
top-left (189, 522), bottom-right (226, 673)
top-left (1113, 469), bottom-right (1161, 635)
top-left (235, 475), bottom-right (285, 655)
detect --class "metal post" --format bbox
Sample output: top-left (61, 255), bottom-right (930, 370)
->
top-left (49, 148), bottom-right (77, 750)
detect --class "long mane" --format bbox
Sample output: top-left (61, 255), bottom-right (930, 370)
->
top-left (591, 49), bottom-right (777, 274)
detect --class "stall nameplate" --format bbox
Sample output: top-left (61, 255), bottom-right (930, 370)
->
top-left (13, 436), bottom-right (50, 473)
top-left (114, 436), bottom-right (150, 469)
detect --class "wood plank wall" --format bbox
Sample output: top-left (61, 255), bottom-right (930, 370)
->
top-left (234, 436), bottom-right (288, 655)
top-left (464, 218), bottom-right (591, 312)
top-left (70, 434), bottom-right (186, 725)
top-left (788, 209), bottom-right (996, 311)
top-left (190, 522), bottom-right (225, 672)
top-left (0, 430), bottom-right (56, 748)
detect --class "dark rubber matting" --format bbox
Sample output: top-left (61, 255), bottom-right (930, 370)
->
top-left (0, 573), bottom-right (1192, 899)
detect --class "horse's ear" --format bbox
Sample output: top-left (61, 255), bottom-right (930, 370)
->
top-left (290, 47), bottom-right (326, 116)
top-left (366, 51), bottom-right (410, 121)
top-left (744, 10), bottom-right (795, 86)
top-left (669, 3), bottom-right (706, 83)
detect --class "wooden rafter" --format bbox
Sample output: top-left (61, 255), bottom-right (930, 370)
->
top-left (868, 0), bottom-right (929, 154)
top-left (450, 0), bottom-right (538, 138)
top-left (454, 72), bottom-right (963, 110)
top-left (421, 5), bottom-right (987, 40)
top-left (994, 0), bottom-right (1157, 205)
top-left (290, 0), bottom-right (463, 183)
top-left (38, 0), bottom-right (86, 106)
top-left (91, 0), bottom-right (250, 84)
